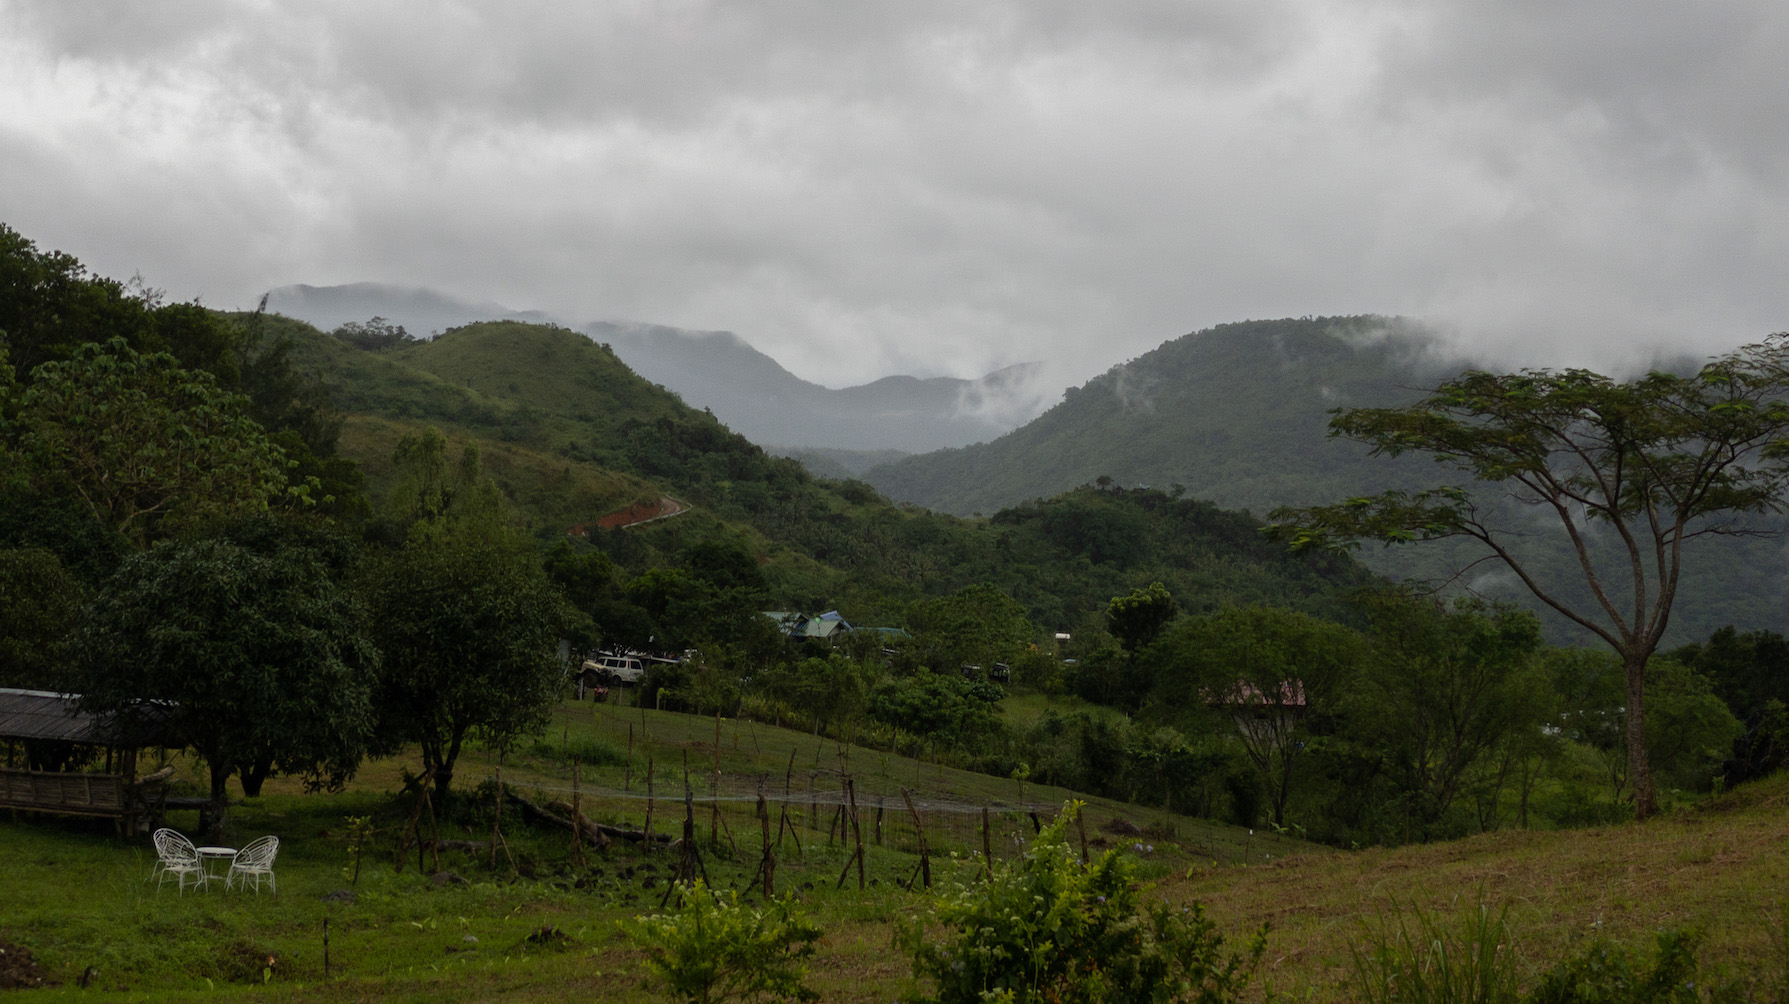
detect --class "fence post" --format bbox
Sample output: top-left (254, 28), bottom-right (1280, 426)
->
top-left (644, 750), bottom-right (656, 854)
top-left (570, 756), bottom-right (586, 867)
top-left (901, 788), bottom-right (930, 890)
top-left (758, 777), bottom-right (774, 898)
top-left (981, 806), bottom-right (993, 881)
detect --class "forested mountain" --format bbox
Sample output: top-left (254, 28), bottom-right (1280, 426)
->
top-left (864, 317), bottom-right (1789, 645)
top-left (265, 282), bottom-right (1050, 453)
top-left (268, 315), bottom-right (1372, 633)
top-left (864, 316), bottom-right (1459, 516)
top-left (591, 321), bottom-right (1049, 452)
top-left (5, 224), bottom-right (1772, 846)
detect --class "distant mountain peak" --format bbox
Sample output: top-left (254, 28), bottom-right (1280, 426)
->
top-left (262, 281), bottom-right (1052, 453)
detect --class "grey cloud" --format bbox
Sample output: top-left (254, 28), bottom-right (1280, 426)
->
top-left (3, 1), bottom-right (1788, 392)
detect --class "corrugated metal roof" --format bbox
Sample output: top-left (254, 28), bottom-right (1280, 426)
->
top-left (0, 689), bottom-right (172, 746)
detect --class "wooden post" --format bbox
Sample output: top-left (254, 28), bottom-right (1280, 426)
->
top-left (570, 757), bottom-right (587, 867)
top-left (395, 773), bottom-right (431, 874)
top-left (424, 784), bottom-right (441, 874)
top-left (1075, 803), bottom-right (1089, 864)
top-left (644, 750), bottom-right (656, 854)
top-left (625, 724), bottom-right (634, 792)
top-left (712, 713), bottom-right (722, 852)
top-left (982, 806), bottom-right (993, 880)
top-left (758, 778), bottom-right (774, 898)
top-left (876, 799), bottom-right (884, 846)
top-left (901, 788), bottom-right (930, 889)
top-left (489, 768), bottom-right (514, 872)
top-left (848, 778), bottom-right (865, 890)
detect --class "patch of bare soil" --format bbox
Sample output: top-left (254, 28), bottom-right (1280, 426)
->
top-left (0, 939), bottom-right (56, 990)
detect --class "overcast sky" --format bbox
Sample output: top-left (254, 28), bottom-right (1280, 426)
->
top-left (3, 1), bottom-right (1787, 388)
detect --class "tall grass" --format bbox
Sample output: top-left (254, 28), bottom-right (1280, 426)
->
top-left (1350, 894), bottom-right (1520, 1004)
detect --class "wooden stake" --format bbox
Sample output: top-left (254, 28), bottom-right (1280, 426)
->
top-left (712, 713), bottom-right (722, 851)
top-left (489, 769), bottom-right (514, 873)
top-left (981, 806), bottom-right (993, 880)
top-left (1075, 803), bottom-right (1089, 864)
top-left (570, 757), bottom-right (587, 867)
top-left (644, 750), bottom-right (656, 854)
top-left (758, 778), bottom-right (774, 898)
top-left (901, 788), bottom-right (930, 889)
top-left (848, 778), bottom-right (865, 890)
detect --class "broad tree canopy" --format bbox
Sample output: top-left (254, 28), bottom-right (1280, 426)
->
top-left (73, 514), bottom-right (380, 840)
top-left (1270, 335), bottom-right (1789, 817)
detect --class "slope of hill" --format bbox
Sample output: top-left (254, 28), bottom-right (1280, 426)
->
top-left (863, 316), bottom-right (1789, 645)
top-left (590, 321), bottom-right (1051, 452)
top-left (263, 282), bottom-right (1051, 453)
top-left (276, 315), bottom-right (1374, 631)
top-left (864, 316), bottom-right (1458, 517)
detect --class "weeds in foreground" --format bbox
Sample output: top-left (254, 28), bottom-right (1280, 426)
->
top-left (1349, 896), bottom-right (1789, 1003)
top-left (1350, 894), bottom-right (1519, 1004)
top-left (900, 801), bottom-right (1265, 1004)
top-left (625, 880), bottom-right (821, 1004)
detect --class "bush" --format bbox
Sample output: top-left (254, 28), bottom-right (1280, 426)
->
top-left (1528, 929), bottom-right (1727, 1004)
top-left (900, 801), bottom-right (1264, 1004)
top-left (626, 881), bottom-right (821, 1004)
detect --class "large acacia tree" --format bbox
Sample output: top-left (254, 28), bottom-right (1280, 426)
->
top-left (1271, 336), bottom-right (1789, 818)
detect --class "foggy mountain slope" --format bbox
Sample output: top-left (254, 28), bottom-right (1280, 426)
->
top-left (264, 282), bottom-right (1051, 453)
top-left (864, 316), bottom-right (1462, 517)
top-left (863, 315), bottom-right (1789, 645)
top-left (588, 321), bottom-right (1050, 452)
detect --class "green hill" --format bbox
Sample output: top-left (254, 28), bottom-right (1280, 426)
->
top-left (863, 317), bottom-right (1789, 646)
top-left (280, 316), bottom-right (1374, 632)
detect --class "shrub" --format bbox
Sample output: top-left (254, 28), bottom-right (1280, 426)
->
top-left (626, 881), bottom-right (821, 1004)
top-left (900, 801), bottom-right (1265, 1004)
top-left (1527, 929), bottom-right (1725, 1004)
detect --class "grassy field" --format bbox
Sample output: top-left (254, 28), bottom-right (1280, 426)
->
top-left (2, 700), bottom-right (1785, 1001)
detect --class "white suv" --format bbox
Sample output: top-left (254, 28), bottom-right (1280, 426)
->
top-left (581, 654), bottom-right (646, 685)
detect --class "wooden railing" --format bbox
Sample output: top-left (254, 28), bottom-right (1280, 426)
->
top-left (0, 767), bottom-right (127, 816)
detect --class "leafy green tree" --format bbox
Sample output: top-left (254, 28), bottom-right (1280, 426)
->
top-left (1106, 581), bottom-right (1178, 652)
top-left (1149, 606), bottom-right (1368, 827)
top-left (1349, 594), bottom-right (1548, 839)
top-left (72, 514), bottom-right (379, 840)
top-left (0, 548), bottom-right (82, 689)
top-left (901, 803), bottom-right (1265, 1004)
top-left (906, 582), bottom-right (1036, 672)
top-left (368, 430), bottom-right (571, 800)
top-left (1271, 340), bottom-right (1789, 818)
top-left (7, 339), bottom-right (291, 547)
top-left (369, 530), bottom-right (570, 800)
top-left (867, 671), bottom-right (1005, 752)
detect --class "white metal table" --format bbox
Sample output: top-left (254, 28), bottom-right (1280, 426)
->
top-left (195, 846), bottom-right (237, 888)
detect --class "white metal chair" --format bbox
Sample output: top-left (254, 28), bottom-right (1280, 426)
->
top-left (150, 828), bottom-right (207, 894)
top-left (225, 835), bottom-right (279, 894)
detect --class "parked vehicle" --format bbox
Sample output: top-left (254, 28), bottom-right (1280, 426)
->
top-left (581, 654), bottom-right (646, 685)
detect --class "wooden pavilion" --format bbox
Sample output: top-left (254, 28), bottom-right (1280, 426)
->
top-left (0, 688), bottom-right (175, 835)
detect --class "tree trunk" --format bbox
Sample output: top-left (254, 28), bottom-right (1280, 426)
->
top-left (1624, 651), bottom-right (1658, 820)
top-left (239, 754), bottom-right (274, 797)
top-left (205, 763), bottom-right (232, 843)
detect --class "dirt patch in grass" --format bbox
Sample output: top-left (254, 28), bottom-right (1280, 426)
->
top-left (0, 938), bottom-right (56, 990)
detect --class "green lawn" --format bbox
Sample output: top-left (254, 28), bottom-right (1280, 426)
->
top-left (5, 700), bottom-right (1783, 1001)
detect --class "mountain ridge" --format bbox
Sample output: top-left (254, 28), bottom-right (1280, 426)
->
top-left (265, 282), bottom-right (1051, 453)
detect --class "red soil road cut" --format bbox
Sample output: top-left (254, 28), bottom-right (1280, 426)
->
top-left (569, 497), bottom-right (688, 536)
